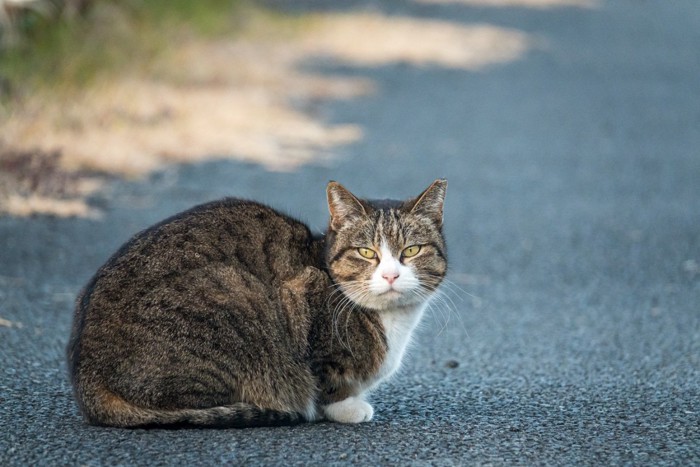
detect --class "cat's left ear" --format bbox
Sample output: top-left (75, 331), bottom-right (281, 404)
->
top-left (327, 181), bottom-right (368, 231)
top-left (410, 179), bottom-right (447, 226)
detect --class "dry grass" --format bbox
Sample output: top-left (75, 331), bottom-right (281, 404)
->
top-left (1, 9), bottom-right (536, 217)
top-left (4, 64), bottom-right (368, 176)
top-left (0, 148), bottom-right (101, 217)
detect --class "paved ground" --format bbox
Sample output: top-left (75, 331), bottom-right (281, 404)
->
top-left (1, 0), bottom-right (699, 465)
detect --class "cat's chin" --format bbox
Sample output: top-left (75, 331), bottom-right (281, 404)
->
top-left (355, 290), bottom-right (426, 312)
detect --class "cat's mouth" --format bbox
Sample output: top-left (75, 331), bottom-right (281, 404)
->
top-left (365, 288), bottom-right (426, 311)
top-left (354, 285), bottom-right (424, 311)
top-left (375, 289), bottom-right (412, 304)
top-left (377, 289), bottom-right (402, 298)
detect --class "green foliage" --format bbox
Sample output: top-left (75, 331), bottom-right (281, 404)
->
top-left (0, 0), bottom-right (251, 96)
top-left (126, 0), bottom-right (247, 36)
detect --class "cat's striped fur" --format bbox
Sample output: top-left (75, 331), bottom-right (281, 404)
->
top-left (67, 180), bottom-right (447, 427)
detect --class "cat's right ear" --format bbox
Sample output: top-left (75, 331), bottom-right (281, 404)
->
top-left (327, 181), bottom-right (367, 231)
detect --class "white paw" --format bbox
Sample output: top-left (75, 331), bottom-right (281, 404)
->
top-left (323, 397), bottom-right (374, 424)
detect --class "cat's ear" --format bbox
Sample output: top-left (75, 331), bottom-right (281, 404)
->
top-left (410, 179), bottom-right (447, 226)
top-left (327, 181), bottom-right (367, 231)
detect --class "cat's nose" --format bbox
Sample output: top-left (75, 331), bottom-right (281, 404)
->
top-left (382, 272), bottom-right (399, 285)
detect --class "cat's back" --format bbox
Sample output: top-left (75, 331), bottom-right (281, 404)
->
top-left (67, 198), bottom-right (319, 372)
top-left (90, 198), bottom-right (316, 286)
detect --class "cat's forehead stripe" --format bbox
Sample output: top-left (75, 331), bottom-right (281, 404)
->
top-left (370, 208), bottom-right (404, 253)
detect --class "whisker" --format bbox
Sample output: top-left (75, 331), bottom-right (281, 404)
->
top-left (326, 280), bottom-right (372, 357)
top-left (410, 273), bottom-right (475, 340)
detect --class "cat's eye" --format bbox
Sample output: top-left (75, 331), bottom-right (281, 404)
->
top-left (358, 247), bottom-right (377, 259)
top-left (402, 245), bottom-right (421, 258)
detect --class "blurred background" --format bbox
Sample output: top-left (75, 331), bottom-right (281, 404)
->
top-left (1, 0), bottom-right (699, 463)
top-left (1, 0), bottom-right (589, 217)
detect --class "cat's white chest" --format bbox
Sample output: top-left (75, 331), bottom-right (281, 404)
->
top-left (367, 304), bottom-right (426, 390)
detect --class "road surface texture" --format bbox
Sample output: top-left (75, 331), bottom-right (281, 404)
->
top-left (1, 0), bottom-right (699, 465)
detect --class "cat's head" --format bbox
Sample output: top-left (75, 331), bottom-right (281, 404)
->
top-left (325, 179), bottom-right (447, 311)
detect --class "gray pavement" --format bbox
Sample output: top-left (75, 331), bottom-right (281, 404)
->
top-left (1, 0), bottom-right (699, 465)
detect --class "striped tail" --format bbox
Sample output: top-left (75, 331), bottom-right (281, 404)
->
top-left (146, 404), bottom-right (305, 428)
top-left (80, 387), bottom-right (305, 428)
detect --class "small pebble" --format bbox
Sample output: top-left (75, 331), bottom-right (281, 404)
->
top-left (445, 360), bottom-right (459, 369)
top-left (682, 259), bottom-right (699, 276)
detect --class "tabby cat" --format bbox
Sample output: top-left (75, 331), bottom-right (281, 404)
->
top-left (67, 179), bottom-right (447, 427)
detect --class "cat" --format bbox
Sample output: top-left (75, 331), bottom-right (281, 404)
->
top-left (67, 179), bottom-right (447, 427)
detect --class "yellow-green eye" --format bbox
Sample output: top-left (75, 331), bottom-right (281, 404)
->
top-left (358, 247), bottom-right (377, 259)
top-left (402, 245), bottom-right (421, 258)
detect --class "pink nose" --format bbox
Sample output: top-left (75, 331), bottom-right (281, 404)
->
top-left (382, 272), bottom-right (399, 284)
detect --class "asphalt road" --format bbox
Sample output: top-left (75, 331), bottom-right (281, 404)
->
top-left (2, 1), bottom-right (699, 465)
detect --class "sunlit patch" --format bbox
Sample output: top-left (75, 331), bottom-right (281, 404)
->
top-left (2, 194), bottom-right (100, 218)
top-left (414, 0), bottom-right (599, 8)
top-left (301, 13), bottom-right (533, 70)
top-left (0, 317), bottom-right (24, 329)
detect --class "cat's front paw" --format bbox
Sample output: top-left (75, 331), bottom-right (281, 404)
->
top-left (323, 397), bottom-right (374, 424)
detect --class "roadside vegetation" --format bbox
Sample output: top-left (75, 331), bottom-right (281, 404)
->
top-left (0, 0), bottom-right (330, 217)
top-left (1, 0), bottom-right (534, 217)
top-left (0, 0), bottom-right (254, 92)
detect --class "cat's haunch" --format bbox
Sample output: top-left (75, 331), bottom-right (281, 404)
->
top-left (67, 180), bottom-right (447, 427)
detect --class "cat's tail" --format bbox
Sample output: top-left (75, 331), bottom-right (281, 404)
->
top-left (78, 386), bottom-right (306, 428)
